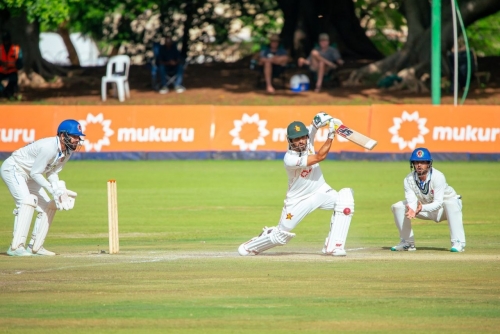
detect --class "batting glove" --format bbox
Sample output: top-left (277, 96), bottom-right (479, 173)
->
top-left (312, 112), bottom-right (333, 129)
top-left (328, 119), bottom-right (336, 139)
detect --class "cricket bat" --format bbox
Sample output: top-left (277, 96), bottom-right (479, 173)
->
top-left (336, 124), bottom-right (378, 150)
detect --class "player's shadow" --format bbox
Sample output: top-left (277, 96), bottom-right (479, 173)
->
top-left (381, 246), bottom-right (449, 252)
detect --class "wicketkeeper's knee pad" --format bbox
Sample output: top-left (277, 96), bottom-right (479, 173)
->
top-left (238, 226), bottom-right (296, 256)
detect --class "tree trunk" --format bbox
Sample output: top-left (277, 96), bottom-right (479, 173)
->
top-left (347, 0), bottom-right (500, 88)
top-left (0, 10), bottom-right (67, 79)
top-left (58, 20), bottom-right (80, 67)
top-left (278, 0), bottom-right (384, 60)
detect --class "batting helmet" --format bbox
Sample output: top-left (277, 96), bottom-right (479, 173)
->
top-left (57, 119), bottom-right (85, 137)
top-left (410, 147), bottom-right (433, 170)
top-left (410, 148), bottom-right (432, 162)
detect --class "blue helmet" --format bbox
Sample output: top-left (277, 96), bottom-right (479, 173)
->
top-left (410, 147), bottom-right (433, 170)
top-left (57, 119), bottom-right (85, 137)
top-left (410, 148), bottom-right (432, 162)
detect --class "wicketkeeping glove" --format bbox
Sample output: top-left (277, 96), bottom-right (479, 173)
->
top-left (48, 188), bottom-right (65, 210)
top-left (312, 112), bottom-right (333, 129)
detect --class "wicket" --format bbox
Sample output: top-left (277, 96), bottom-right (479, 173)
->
top-left (107, 180), bottom-right (119, 254)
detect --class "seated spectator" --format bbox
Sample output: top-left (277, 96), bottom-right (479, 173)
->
top-left (157, 36), bottom-right (186, 94)
top-left (256, 34), bottom-right (289, 94)
top-left (0, 31), bottom-right (23, 99)
top-left (298, 33), bottom-right (343, 92)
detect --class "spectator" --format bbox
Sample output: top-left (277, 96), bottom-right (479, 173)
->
top-left (0, 31), bottom-right (23, 99)
top-left (298, 33), bottom-right (343, 92)
top-left (257, 34), bottom-right (289, 94)
top-left (157, 36), bottom-right (185, 94)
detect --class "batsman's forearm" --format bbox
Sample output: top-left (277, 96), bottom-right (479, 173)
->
top-left (317, 139), bottom-right (333, 161)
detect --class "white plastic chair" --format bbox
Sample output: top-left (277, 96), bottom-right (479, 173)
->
top-left (101, 55), bottom-right (130, 102)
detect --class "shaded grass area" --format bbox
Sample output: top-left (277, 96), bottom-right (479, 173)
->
top-left (1, 161), bottom-right (499, 333)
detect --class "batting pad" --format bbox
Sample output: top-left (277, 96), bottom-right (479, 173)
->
top-left (31, 200), bottom-right (57, 253)
top-left (11, 194), bottom-right (38, 250)
top-left (324, 188), bottom-right (354, 254)
top-left (238, 226), bottom-right (295, 256)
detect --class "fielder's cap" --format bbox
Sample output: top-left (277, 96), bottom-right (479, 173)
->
top-left (287, 121), bottom-right (309, 139)
top-left (319, 33), bottom-right (329, 41)
top-left (269, 34), bottom-right (280, 42)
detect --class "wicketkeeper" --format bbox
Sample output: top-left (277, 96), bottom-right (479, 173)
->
top-left (1, 119), bottom-right (84, 256)
top-left (238, 112), bottom-right (355, 256)
top-left (391, 148), bottom-right (466, 252)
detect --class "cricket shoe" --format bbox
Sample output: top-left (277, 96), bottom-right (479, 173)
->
top-left (7, 245), bottom-right (33, 256)
top-left (391, 240), bottom-right (416, 251)
top-left (321, 240), bottom-right (347, 256)
top-left (331, 248), bottom-right (347, 257)
top-left (450, 241), bottom-right (465, 253)
top-left (27, 244), bottom-right (56, 256)
top-left (238, 242), bottom-right (254, 256)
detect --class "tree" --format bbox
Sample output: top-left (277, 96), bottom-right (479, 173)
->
top-left (346, 0), bottom-right (500, 90)
top-left (0, 0), bottom-right (70, 78)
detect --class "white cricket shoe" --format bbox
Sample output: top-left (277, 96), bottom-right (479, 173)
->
top-left (238, 243), bottom-right (253, 256)
top-left (7, 245), bottom-right (33, 256)
top-left (391, 240), bottom-right (416, 251)
top-left (27, 244), bottom-right (56, 256)
top-left (332, 248), bottom-right (347, 257)
top-left (450, 241), bottom-right (465, 253)
top-left (321, 240), bottom-right (347, 256)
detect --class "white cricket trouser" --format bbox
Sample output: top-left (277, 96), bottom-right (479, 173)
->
top-left (278, 183), bottom-right (338, 232)
top-left (392, 197), bottom-right (465, 244)
top-left (1, 158), bottom-right (52, 210)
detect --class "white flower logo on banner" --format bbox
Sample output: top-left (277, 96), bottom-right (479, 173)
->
top-left (79, 113), bottom-right (115, 152)
top-left (388, 110), bottom-right (429, 150)
top-left (229, 113), bottom-right (270, 151)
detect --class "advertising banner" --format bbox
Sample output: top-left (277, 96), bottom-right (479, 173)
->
top-left (370, 105), bottom-right (500, 153)
top-left (213, 106), bottom-right (371, 152)
top-left (1, 105), bottom-right (499, 155)
top-left (0, 106), bottom-right (214, 152)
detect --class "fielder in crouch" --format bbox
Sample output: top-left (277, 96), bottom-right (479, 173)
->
top-left (1, 119), bottom-right (84, 256)
top-left (238, 113), bottom-right (354, 256)
top-left (391, 148), bottom-right (466, 252)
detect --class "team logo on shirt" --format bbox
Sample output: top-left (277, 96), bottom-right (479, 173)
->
top-left (286, 213), bottom-right (293, 220)
top-left (300, 167), bottom-right (312, 178)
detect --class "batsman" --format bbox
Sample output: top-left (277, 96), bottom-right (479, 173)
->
top-left (238, 112), bottom-right (355, 257)
top-left (1, 120), bottom-right (84, 256)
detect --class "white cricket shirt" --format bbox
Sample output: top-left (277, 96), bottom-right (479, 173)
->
top-left (283, 125), bottom-right (326, 202)
top-left (9, 136), bottom-right (70, 190)
top-left (404, 167), bottom-right (458, 212)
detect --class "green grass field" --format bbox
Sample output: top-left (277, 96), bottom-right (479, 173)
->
top-left (1, 161), bottom-right (499, 333)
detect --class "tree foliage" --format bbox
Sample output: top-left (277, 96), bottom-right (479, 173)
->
top-left (0, 0), bottom-right (69, 26)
